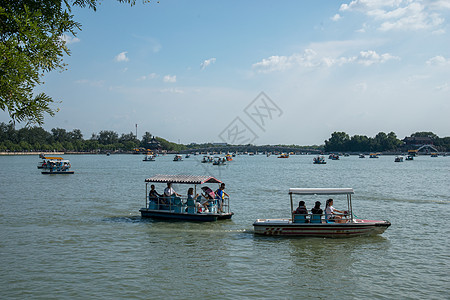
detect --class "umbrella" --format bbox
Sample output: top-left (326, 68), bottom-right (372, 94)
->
top-left (201, 186), bottom-right (216, 199)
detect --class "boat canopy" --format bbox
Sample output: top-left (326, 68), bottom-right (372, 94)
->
top-left (145, 174), bottom-right (222, 184)
top-left (42, 156), bottom-right (64, 160)
top-left (289, 188), bottom-right (354, 195)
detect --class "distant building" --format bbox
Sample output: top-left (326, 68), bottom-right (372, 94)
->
top-left (212, 142), bottom-right (228, 146)
top-left (147, 137), bottom-right (162, 151)
top-left (403, 136), bottom-right (433, 146)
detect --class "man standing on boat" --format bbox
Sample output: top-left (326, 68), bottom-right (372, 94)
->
top-left (215, 183), bottom-right (229, 213)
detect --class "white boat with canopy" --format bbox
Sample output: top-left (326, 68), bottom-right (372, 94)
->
top-left (140, 174), bottom-right (233, 221)
top-left (253, 188), bottom-right (390, 237)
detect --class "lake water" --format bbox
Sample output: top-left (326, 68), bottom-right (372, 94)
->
top-left (0, 154), bottom-right (448, 299)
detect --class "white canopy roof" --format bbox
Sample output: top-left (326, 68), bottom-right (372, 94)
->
top-left (289, 188), bottom-right (354, 195)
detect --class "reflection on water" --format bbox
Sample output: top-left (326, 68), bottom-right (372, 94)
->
top-left (0, 154), bottom-right (448, 299)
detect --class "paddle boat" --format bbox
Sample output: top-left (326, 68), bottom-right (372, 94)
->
top-left (213, 157), bottom-right (226, 165)
top-left (140, 175), bottom-right (233, 221)
top-left (253, 188), bottom-right (390, 237)
top-left (173, 154), bottom-right (183, 161)
top-left (369, 153), bottom-right (379, 158)
top-left (329, 154), bottom-right (339, 160)
top-left (405, 155), bottom-right (414, 161)
top-left (201, 155), bottom-right (214, 163)
top-left (394, 156), bottom-right (404, 162)
top-left (313, 156), bottom-right (326, 164)
top-left (143, 154), bottom-right (155, 161)
top-left (278, 153), bottom-right (289, 158)
top-left (431, 153), bottom-right (438, 157)
top-left (359, 154), bottom-right (365, 158)
top-left (41, 159), bottom-right (74, 174)
top-left (38, 156), bottom-right (64, 169)
top-left (225, 153), bottom-right (233, 161)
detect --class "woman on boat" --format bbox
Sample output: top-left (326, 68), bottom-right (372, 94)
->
top-left (325, 199), bottom-right (345, 223)
top-left (187, 187), bottom-right (202, 211)
top-left (310, 201), bottom-right (323, 223)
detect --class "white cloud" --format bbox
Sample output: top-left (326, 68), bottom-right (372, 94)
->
top-left (252, 48), bottom-right (398, 73)
top-left (138, 73), bottom-right (158, 81)
top-left (160, 88), bottom-right (184, 94)
top-left (426, 55), bottom-right (450, 66)
top-left (114, 51), bottom-right (129, 62)
top-left (434, 83), bottom-right (449, 91)
top-left (163, 75), bottom-right (177, 83)
top-left (356, 50), bottom-right (399, 66)
top-left (331, 14), bottom-right (342, 21)
top-left (75, 79), bottom-right (105, 88)
top-left (60, 34), bottom-right (80, 44)
top-left (339, 0), bottom-right (446, 32)
top-left (200, 58), bottom-right (217, 70)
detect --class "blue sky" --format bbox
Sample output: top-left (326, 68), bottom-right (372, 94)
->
top-left (2, 0), bottom-right (450, 145)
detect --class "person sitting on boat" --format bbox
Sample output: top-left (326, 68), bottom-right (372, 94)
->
top-left (164, 182), bottom-right (182, 198)
top-left (187, 187), bottom-right (202, 211)
top-left (149, 184), bottom-right (162, 204)
top-left (199, 187), bottom-right (216, 212)
top-left (325, 199), bottom-right (345, 223)
top-left (310, 201), bottom-right (323, 223)
top-left (293, 201), bottom-right (309, 222)
top-left (215, 183), bottom-right (229, 213)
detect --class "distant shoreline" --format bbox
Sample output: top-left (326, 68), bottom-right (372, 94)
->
top-left (1, 151), bottom-right (446, 156)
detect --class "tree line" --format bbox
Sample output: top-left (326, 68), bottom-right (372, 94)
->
top-left (324, 131), bottom-right (450, 152)
top-left (0, 122), bottom-right (185, 152)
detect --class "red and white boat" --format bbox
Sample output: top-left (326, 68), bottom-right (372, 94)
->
top-left (253, 188), bottom-right (390, 237)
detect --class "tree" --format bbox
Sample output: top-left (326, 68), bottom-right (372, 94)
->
top-left (97, 130), bottom-right (119, 145)
top-left (0, 0), bottom-right (136, 125)
top-left (51, 127), bottom-right (70, 143)
top-left (324, 132), bottom-right (350, 152)
top-left (141, 131), bottom-right (153, 147)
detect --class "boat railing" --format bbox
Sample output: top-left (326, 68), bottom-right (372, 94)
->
top-left (292, 213), bottom-right (352, 223)
top-left (147, 195), bottom-right (231, 214)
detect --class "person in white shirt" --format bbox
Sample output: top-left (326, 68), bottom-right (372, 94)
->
top-left (164, 182), bottom-right (182, 198)
top-left (325, 198), bottom-right (346, 223)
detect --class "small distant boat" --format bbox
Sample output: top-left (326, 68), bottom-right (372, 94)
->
top-left (431, 153), bottom-right (438, 157)
top-left (344, 153), bottom-right (350, 157)
top-left (313, 156), bottom-right (327, 164)
top-left (37, 156), bottom-right (64, 169)
top-left (405, 155), bottom-right (414, 161)
top-left (143, 154), bottom-right (155, 161)
top-left (185, 154), bottom-right (191, 158)
top-left (201, 155), bottom-right (213, 163)
top-left (394, 156), bottom-right (403, 162)
top-left (369, 153), bottom-right (379, 158)
top-left (359, 154), bottom-right (365, 158)
top-left (266, 152), bottom-right (271, 157)
top-left (41, 159), bottom-right (74, 174)
top-left (278, 153), bottom-right (289, 158)
top-left (329, 154), bottom-right (339, 160)
top-left (225, 154), bottom-right (233, 161)
top-left (213, 157), bottom-right (226, 165)
top-left (173, 155), bottom-right (183, 161)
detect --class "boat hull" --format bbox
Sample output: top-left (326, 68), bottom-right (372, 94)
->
top-left (140, 208), bottom-right (233, 222)
top-left (253, 219), bottom-right (390, 237)
top-left (42, 171), bottom-right (74, 174)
